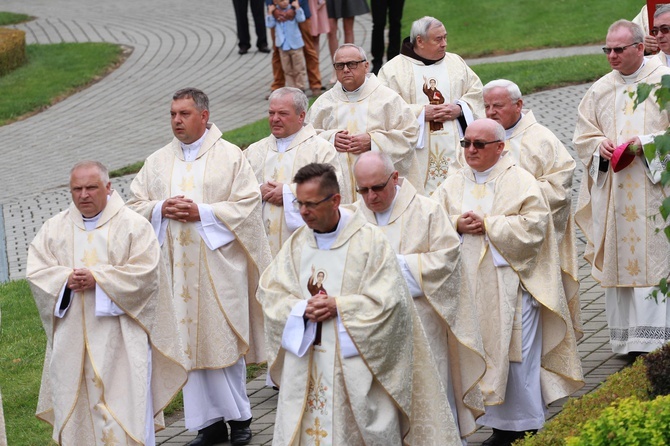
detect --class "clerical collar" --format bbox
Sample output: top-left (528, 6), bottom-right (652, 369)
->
top-left (620, 59), bottom-right (646, 84)
top-left (82, 210), bottom-right (102, 231)
top-left (504, 112), bottom-right (525, 139)
top-left (472, 164), bottom-right (496, 184)
top-left (374, 185), bottom-right (401, 226)
top-left (400, 37), bottom-right (445, 65)
top-left (314, 209), bottom-right (352, 250)
top-left (276, 132), bottom-right (299, 153)
top-left (180, 128), bottom-right (209, 161)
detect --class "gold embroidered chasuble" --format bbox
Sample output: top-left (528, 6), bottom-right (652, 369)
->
top-left (27, 191), bottom-right (187, 444)
top-left (434, 156), bottom-right (584, 407)
top-left (306, 74), bottom-right (424, 199)
top-left (257, 211), bottom-right (462, 445)
top-left (378, 52), bottom-right (484, 194)
top-left (127, 123), bottom-right (272, 369)
top-left (354, 179), bottom-right (486, 437)
top-left (505, 110), bottom-right (582, 339)
top-left (244, 123), bottom-right (349, 256)
top-left (573, 59), bottom-right (670, 287)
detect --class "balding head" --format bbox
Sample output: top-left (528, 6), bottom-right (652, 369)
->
top-left (353, 152), bottom-right (399, 213)
top-left (462, 119), bottom-right (506, 172)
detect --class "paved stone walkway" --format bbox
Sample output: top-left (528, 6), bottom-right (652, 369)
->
top-left (0, 2), bottom-right (634, 445)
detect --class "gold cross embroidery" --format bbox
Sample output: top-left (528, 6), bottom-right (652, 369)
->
top-left (177, 229), bottom-right (195, 246)
top-left (178, 176), bottom-right (195, 192)
top-left (618, 173), bottom-right (640, 201)
top-left (81, 249), bottom-right (99, 267)
top-left (305, 417), bottom-right (328, 446)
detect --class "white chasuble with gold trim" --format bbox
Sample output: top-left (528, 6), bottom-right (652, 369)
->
top-left (334, 98), bottom-right (371, 200)
top-left (296, 244), bottom-right (346, 446)
top-left (612, 85), bottom-right (649, 285)
top-left (263, 149), bottom-right (298, 255)
top-left (170, 156), bottom-right (206, 366)
top-left (412, 64), bottom-right (460, 193)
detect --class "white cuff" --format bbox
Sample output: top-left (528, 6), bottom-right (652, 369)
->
top-left (489, 242), bottom-right (510, 267)
top-left (95, 285), bottom-right (125, 317)
top-left (416, 108), bottom-right (426, 149)
top-left (151, 201), bottom-right (169, 246)
top-left (337, 316), bottom-right (359, 358)
top-left (281, 300), bottom-right (317, 357)
top-left (282, 184), bottom-right (305, 232)
top-left (396, 254), bottom-right (423, 298)
top-left (456, 100), bottom-right (475, 138)
top-left (54, 281), bottom-right (70, 318)
top-left (196, 204), bottom-right (236, 250)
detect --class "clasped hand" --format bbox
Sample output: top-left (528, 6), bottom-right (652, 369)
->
top-left (67, 268), bottom-right (96, 291)
top-left (162, 195), bottom-right (201, 222)
top-left (304, 294), bottom-right (337, 322)
top-left (334, 131), bottom-right (371, 154)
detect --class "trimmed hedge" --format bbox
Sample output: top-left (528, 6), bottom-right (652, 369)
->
top-left (645, 342), bottom-right (670, 398)
top-left (0, 27), bottom-right (26, 76)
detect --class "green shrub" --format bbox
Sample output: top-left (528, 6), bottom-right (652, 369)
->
top-left (518, 358), bottom-right (651, 445)
top-left (644, 343), bottom-right (670, 398)
top-left (565, 395), bottom-right (670, 446)
top-left (0, 28), bottom-right (26, 76)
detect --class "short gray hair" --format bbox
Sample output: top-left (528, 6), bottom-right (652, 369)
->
top-left (654, 4), bottom-right (670, 19)
top-left (70, 160), bottom-right (110, 184)
top-left (608, 19), bottom-right (644, 44)
top-left (410, 16), bottom-right (444, 45)
top-left (491, 120), bottom-right (506, 141)
top-left (333, 43), bottom-right (367, 61)
top-left (173, 87), bottom-right (209, 112)
top-left (483, 79), bottom-right (523, 101)
top-left (354, 151), bottom-right (396, 176)
top-left (268, 87), bottom-right (309, 114)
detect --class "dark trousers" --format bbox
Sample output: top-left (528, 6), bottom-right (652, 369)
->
top-left (232, 0), bottom-right (268, 49)
top-left (370, 0), bottom-right (405, 73)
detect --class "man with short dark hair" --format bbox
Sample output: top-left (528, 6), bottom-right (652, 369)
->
top-left (307, 43), bottom-right (424, 198)
top-left (651, 4), bottom-right (670, 65)
top-left (244, 87), bottom-right (345, 256)
top-left (27, 161), bottom-right (187, 445)
top-left (379, 16), bottom-right (484, 194)
top-left (128, 88), bottom-right (271, 446)
top-left (574, 20), bottom-right (670, 355)
top-left (258, 162), bottom-right (462, 445)
top-left (434, 119), bottom-right (583, 446)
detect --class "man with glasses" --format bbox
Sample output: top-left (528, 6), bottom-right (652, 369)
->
top-left (378, 16), bottom-right (484, 195)
top-left (435, 119), bottom-right (584, 446)
top-left (352, 151), bottom-right (486, 444)
top-left (574, 20), bottom-right (670, 355)
top-left (483, 79), bottom-right (582, 342)
top-left (128, 88), bottom-right (271, 446)
top-left (651, 4), bottom-right (670, 65)
top-left (244, 87), bottom-right (345, 256)
top-left (257, 162), bottom-right (463, 445)
top-left (306, 43), bottom-right (424, 200)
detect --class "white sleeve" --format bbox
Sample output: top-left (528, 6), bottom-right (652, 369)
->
top-left (282, 184), bottom-right (305, 232)
top-left (54, 281), bottom-right (71, 318)
top-left (488, 241), bottom-right (510, 267)
top-left (281, 300), bottom-right (317, 357)
top-left (416, 108), bottom-right (426, 149)
top-left (638, 134), bottom-right (665, 184)
top-left (337, 315), bottom-right (360, 358)
top-left (95, 285), bottom-right (125, 317)
top-left (151, 201), bottom-right (169, 246)
top-left (456, 99), bottom-right (475, 138)
top-left (396, 254), bottom-right (423, 298)
top-left (195, 203), bottom-right (236, 250)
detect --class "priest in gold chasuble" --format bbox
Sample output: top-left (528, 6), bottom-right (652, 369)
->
top-left (245, 87), bottom-right (346, 257)
top-left (351, 152), bottom-right (486, 442)
top-left (27, 161), bottom-right (187, 446)
top-left (378, 16), bottom-right (484, 195)
top-left (573, 20), bottom-right (670, 355)
top-left (306, 44), bottom-right (424, 200)
top-left (258, 163), bottom-right (462, 445)
top-left (127, 88), bottom-right (271, 446)
top-left (483, 79), bottom-right (582, 341)
top-left (434, 120), bottom-right (583, 445)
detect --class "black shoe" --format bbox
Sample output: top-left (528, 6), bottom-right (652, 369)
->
top-left (258, 45), bottom-right (271, 53)
top-left (238, 46), bottom-right (250, 55)
top-left (186, 420), bottom-right (228, 446)
top-left (481, 428), bottom-right (536, 446)
top-left (228, 418), bottom-right (253, 446)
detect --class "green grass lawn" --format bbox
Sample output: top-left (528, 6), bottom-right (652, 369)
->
top-left (0, 43), bottom-right (124, 126)
top-left (0, 11), bottom-right (31, 26)
top-left (402, 0), bottom-right (642, 57)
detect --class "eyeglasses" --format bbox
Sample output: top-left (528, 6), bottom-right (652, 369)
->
top-left (460, 139), bottom-right (501, 150)
top-left (601, 42), bottom-right (640, 55)
top-left (333, 60), bottom-right (366, 71)
top-left (651, 25), bottom-right (670, 36)
top-left (355, 172), bottom-right (394, 195)
top-left (292, 194), bottom-right (334, 211)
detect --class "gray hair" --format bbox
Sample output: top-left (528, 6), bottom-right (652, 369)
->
top-left (410, 16), bottom-right (444, 45)
top-left (491, 120), bottom-right (506, 141)
top-left (654, 4), bottom-right (670, 19)
top-left (70, 160), bottom-right (110, 184)
top-left (268, 87), bottom-right (309, 114)
top-left (354, 151), bottom-right (396, 176)
top-left (608, 19), bottom-right (645, 44)
top-left (173, 87), bottom-right (210, 112)
top-left (482, 79), bottom-right (523, 101)
top-left (333, 43), bottom-right (367, 61)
